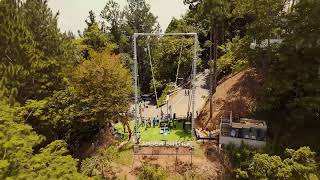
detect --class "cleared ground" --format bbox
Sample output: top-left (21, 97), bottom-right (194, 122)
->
top-left (114, 121), bottom-right (192, 142)
top-left (111, 142), bottom-right (228, 180)
top-left (197, 68), bottom-right (262, 130)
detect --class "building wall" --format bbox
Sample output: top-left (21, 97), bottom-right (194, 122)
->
top-left (219, 136), bottom-right (266, 147)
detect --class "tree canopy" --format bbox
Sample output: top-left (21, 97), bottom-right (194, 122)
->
top-left (0, 0), bottom-right (319, 178)
top-left (0, 102), bottom-right (87, 179)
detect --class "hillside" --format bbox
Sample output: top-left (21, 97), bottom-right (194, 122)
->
top-left (197, 68), bottom-right (263, 130)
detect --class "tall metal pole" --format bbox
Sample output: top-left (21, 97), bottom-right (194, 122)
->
top-left (133, 34), bottom-right (139, 142)
top-left (191, 34), bottom-right (198, 136)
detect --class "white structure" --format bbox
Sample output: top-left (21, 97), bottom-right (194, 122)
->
top-left (219, 117), bottom-right (267, 148)
top-left (250, 38), bottom-right (283, 50)
top-left (250, 0), bottom-right (300, 50)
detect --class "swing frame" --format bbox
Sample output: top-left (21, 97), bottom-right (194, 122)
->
top-left (133, 32), bottom-right (198, 141)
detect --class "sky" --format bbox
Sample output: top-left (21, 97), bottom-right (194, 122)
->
top-left (47, 0), bottom-right (189, 34)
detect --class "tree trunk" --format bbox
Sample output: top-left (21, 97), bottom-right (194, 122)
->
top-left (209, 24), bottom-right (214, 119)
top-left (291, 0), bottom-right (296, 12)
top-left (213, 24), bottom-right (218, 97)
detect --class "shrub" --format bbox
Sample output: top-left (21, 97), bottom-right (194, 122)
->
top-left (138, 164), bottom-right (167, 180)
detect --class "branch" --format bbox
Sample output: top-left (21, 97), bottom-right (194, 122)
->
top-left (5, 53), bottom-right (13, 63)
top-left (25, 109), bottom-right (35, 121)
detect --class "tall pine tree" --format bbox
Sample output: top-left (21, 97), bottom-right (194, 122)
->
top-left (0, 0), bottom-right (78, 104)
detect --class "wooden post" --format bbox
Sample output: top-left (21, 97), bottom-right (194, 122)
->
top-left (175, 147), bottom-right (178, 171)
top-left (190, 147), bottom-right (193, 168)
top-left (212, 24), bottom-right (218, 119)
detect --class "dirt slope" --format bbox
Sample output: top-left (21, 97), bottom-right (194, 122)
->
top-left (197, 68), bottom-right (263, 130)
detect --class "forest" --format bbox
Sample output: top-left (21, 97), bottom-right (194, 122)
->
top-left (0, 0), bottom-right (319, 179)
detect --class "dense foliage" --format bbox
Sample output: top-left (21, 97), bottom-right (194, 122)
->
top-left (0, 0), bottom-right (133, 178)
top-left (18, 51), bottom-right (132, 155)
top-left (226, 144), bottom-right (318, 179)
top-left (0, 102), bottom-right (87, 179)
top-left (0, 0), bottom-right (319, 178)
top-left (184, 0), bottom-right (320, 152)
top-left (138, 164), bottom-right (167, 180)
top-left (0, 0), bottom-right (78, 104)
top-left (80, 146), bottom-right (118, 178)
top-left (256, 0), bottom-right (320, 151)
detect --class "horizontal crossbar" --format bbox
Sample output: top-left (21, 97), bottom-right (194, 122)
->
top-left (134, 153), bottom-right (192, 156)
top-left (134, 32), bottom-right (197, 36)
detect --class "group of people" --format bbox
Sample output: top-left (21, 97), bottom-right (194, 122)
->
top-left (141, 115), bottom-right (160, 128)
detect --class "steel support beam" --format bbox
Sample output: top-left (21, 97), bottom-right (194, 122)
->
top-left (133, 34), bottom-right (139, 143)
top-left (133, 32), bottom-right (198, 139)
top-left (134, 32), bottom-right (197, 36)
top-left (192, 34), bottom-right (198, 136)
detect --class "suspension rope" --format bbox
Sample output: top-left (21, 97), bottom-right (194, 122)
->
top-left (175, 44), bottom-right (183, 88)
top-left (147, 40), bottom-right (159, 108)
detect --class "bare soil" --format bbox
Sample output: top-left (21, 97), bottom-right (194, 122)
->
top-left (97, 69), bottom-right (262, 179)
top-left (197, 68), bottom-right (263, 130)
top-left (113, 143), bottom-right (229, 180)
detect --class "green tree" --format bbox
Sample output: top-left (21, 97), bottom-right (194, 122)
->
top-left (0, 0), bottom-right (78, 104)
top-left (248, 147), bottom-right (318, 179)
top-left (71, 50), bottom-right (132, 126)
top-left (123, 0), bottom-right (159, 93)
top-left (0, 102), bottom-right (86, 179)
top-left (0, 0), bottom-right (37, 104)
top-left (19, 87), bottom-right (92, 148)
top-left (166, 17), bottom-right (195, 33)
top-left (233, 0), bottom-right (285, 44)
top-left (17, 50), bottom-right (132, 153)
top-left (82, 10), bottom-right (117, 54)
top-left (256, 0), bottom-right (320, 151)
top-left (184, 0), bottom-right (231, 118)
top-left (217, 36), bottom-right (250, 73)
top-left (81, 146), bottom-right (118, 178)
top-left (233, 0), bottom-right (286, 73)
top-left (101, 0), bottom-right (128, 53)
top-left (18, 140), bottom-right (86, 180)
top-left (226, 145), bottom-right (318, 179)
top-left (19, 51), bottom-right (133, 152)
top-left (152, 36), bottom-right (196, 85)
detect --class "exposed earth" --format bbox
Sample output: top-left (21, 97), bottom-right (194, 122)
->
top-left (104, 68), bottom-right (261, 179)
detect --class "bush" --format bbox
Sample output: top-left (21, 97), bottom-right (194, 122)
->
top-left (157, 84), bottom-right (174, 107)
top-left (217, 36), bottom-right (250, 74)
top-left (225, 144), bottom-right (319, 179)
top-left (138, 164), bottom-right (167, 180)
top-left (80, 146), bottom-right (118, 178)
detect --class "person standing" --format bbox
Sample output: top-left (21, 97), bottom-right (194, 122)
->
top-left (156, 115), bottom-right (159, 126)
top-left (161, 110), bottom-right (164, 120)
top-left (136, 132), bottom-right (141, 144)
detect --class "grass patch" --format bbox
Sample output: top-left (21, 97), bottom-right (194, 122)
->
top-left (114, 142), bottom-right (134, 166)
top-left (114, 121), bottom-right (192, 142)
top-left (193, 142), bottom-right (205, 157)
